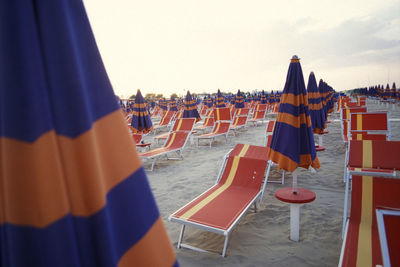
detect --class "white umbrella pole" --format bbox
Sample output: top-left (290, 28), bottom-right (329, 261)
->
top-left (292, 168), bottom-right (298, 194)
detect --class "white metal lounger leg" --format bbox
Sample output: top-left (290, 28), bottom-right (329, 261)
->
top-left (222, 234), bottom-right (229, 257)
top-left (281, 170), bottom-right (285, 184)
top-left (259, 160), bottom-right (272, 204)
top-left (150, 158), bottom-right (157, 172)
top-left (177, 225), bottom-right (185, 249)
top-left (342, 173), bottom-right (350, 238)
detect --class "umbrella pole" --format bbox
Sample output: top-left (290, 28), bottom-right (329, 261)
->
top-left (292, 169), bottom-right (298, 194)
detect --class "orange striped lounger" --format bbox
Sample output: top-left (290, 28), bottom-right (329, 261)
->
top-left (169, 144), bottom-right (270, 257)
top-left (139, 130), bottom-right (191, 171)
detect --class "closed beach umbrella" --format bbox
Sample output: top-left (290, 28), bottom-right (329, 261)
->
top-left (230, 94), bottom-right (236, 104)
top-left (306, 72), bottom-right (326, 134)
top-left (216, 89), bottom-right (226, 108)
top-left (183, 91), bottom-right (201, 122)
top-left (268, 56), bottom-right (320, 192)
top-left (0, 1), bottom-right (177, 266)
top-left (131, 89), bottom-right (153, 134)
top-left (235, 90), bottom-right (245, 108)
top-left (260, 90), bottom-right (268, 104)
top-left (169, 96), bottom-right (178, 111)
top-left (159, 98), bottom-right (168, 111)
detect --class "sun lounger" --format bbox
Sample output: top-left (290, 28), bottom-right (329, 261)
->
top-left (248, 104), bottom-right (267, 126)
top-left (339, 175), bottom-right (400, 267)
top-left (153, 110), bottom-right (176, 133)
top-left (139, 130), bottom-right (192, 171)
top-left (229, 115), bottom-right (248, 136)
top-left (194, 116), bottom-right (214, 132)
top-left (340, 107), bottom-right (367, 142)
top-left (342, 140), bottom-right (400, 236)
top-left (195, 121), bottom-right (231, 147)
top-left (348, 111), bottom-right (391, 141)
top-left (169, 144), bottom-right (270, 257)
top-left (154, 118), bottom-right (196, 144)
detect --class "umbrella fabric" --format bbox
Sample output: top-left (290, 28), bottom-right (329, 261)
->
top-left (230, 95), bottom-right (236, 104)
top-left (204, 95), bottom-right (213, 108)
top-left (183, 91), bottom-right (201, 122)
top-left (235, 90), bottom-right (245, 108)
top-left (0, 1), bottom-right (177, 266)
top-left (159, 98), bottom-right (168, 111)
top-left (216, 89), bottom-right (226, 108)
top-left (318, 80), bottom-right (328, 120)
top-left (306, 72), bottom-right (326, 134)
top-left (169, 96), bottom-right (178, 111)
top-left (260, 90), bottom-right (268, 104)
top-left (269, 91), bottom-right (275, 103)
top-left (268, 56), bottom-right (320, 172)
top-left (131, 89), bottom-right (153, 134)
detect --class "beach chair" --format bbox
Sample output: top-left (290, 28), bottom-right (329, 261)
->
top-left (194, 116), bottom-right (214, 132)
top-left (263, 120), bottom-right (276, 146)
top-left (342, 140), bottom-right (400, 235)
top-left (348, 111), bottom-right (391, 141)
top-left (169, 144), bottom-right (270, 257)
top-left (229, 108), bottom-right (250, 136)
top-left (154, 118), bottom-right (196, 144)
top-left (340, 107), bottom-right (367, 142)
top-left (261, 134), bottom-right (285, 186)
top-left (153, 110), bottom-right (176, 133)
top-left (139, 130), bottom-right (192, 171)
top-left (248, 104), bottom-right (267, 126)
top-left (195, 108), bottom-right (232, 147)
top-left (338, 175), bottom-right (400, 267)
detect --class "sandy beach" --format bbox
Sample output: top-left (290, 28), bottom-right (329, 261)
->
top-left (141, 100), bottom-right (400, 267)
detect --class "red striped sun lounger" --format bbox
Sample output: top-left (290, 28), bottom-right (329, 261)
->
top-left (169, 144), bottom-right (270, 257)
top-left (339, 175), bottom-right (400, 267)
top-left (153, 110), bottom-right (176, 133)
top-left (154, 118), bottom-right (196, 144)
top-left (248, 104), bottom-right (267, 126)
top-left (139, 130), bottom-right (191, 171)
top-left (343, 140), bottom-right (400, 236)
top-left (229, 116), bottom-right (248, 136)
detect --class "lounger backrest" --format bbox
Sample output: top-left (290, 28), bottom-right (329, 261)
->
top-left (202, 117), bottom-right (214, 127)
top-left (232, 116), bottom-right (247, 127)
top-left (212, 121), bottom-right (231, 134)
top-left (159, 111), bottom-right (175, 125)
top-left (164, 131), bottom-right (190, 149)
top-left (172, 118), bottom-right (196, 132)
top-left (266, 120), bottom-right (276, 134)
top-left (252, 110), bottom-right (266, 119)
top-left (341, 107), bottom-right (367, 121)
top-left (205, 109), bottom-right (214, 118)
top-left (255, 104), bottom-right (267, 111)
top-left (214, 107), bottom-right (231, 122)
top-left (349, 112), bottom-right (388, 131)
top-left (235, 108), bottom-right (250, 117)
top-left (342, 175), bottom-right (400, 267)
top-left (132, 133), bottom-right (142, 144)
top-left (348, 140), bottom-right (400, 170)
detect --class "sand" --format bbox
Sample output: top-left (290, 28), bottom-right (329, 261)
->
top-left (141, 100), bottom-right (400, 267)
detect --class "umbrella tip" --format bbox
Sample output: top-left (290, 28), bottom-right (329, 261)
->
top-left (291, 55), bottom-right (300, 62)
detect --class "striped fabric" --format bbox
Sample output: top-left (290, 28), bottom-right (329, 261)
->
top-left (131, 90), bottom-right (153, 134)
top-left (0, 1), bottom-right (177, 266)
top-left (169, 97), bottom-right (178, 111)
top-left (216, 89), bottom-right (226, 108)
top-left (260, 91), bottom-right (268, 104)
top-left (268, 56), bottom-right (320, 172)
top-left (159, 98), bottom-right (168, 111)
top-left (306, 72), bottom-right (326, 134)
top-left (235, 90), bottom-right (245, 109)
top-left (183, 91), bottom-right (201, 122)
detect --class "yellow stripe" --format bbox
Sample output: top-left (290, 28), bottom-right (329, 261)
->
top-left (356, 176), bottom-right (373, 267)
top-left (175, 119), bottom-right (183, 131)
top-left (346, 109), bottom-right (350, 120)
top-left (356, 133), bottom-right (362, 140)
top-left (357, 114), bottom-right (362, 130)
top-left (179, 145), bottom-right (249, 220)
top-left (216, 110), bottom-right (220, 121)
top-left (165, 133), bottom-right (176, 148)
top-left (362, 140), bottom-right (372, 168)
top-left (214, 123), bottom-right (221, 133)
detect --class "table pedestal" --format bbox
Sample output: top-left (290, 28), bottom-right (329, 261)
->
top-left (275, 187), bottom-right (316, 242)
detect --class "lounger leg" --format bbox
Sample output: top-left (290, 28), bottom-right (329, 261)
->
top-left (281, 170), bottom-right (285, 184)
top-left (254, 201), bottom-right (257, 213)
top-left (177, 225), bottom-right (185, 249)
top-left (259, 161), bottom-right (272, 204)
top-left (150, 159), bottom-right (156, 172)
top-left (342, 174), bottom-right (350, 238)
top-left (222, 234), bottom-right (229, 257)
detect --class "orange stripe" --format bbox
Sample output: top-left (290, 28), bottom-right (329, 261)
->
top-left (118, 217), bottom-right (176, 267)
top-left (357, 114), bottom-right (362, 131)
top-left (268, 149), bottom-right (320, 172)
top-left (276, 112), bottom-right (309, 128)
top-left (0, 110), bottom-right (141, 227)
top-left (307, 92), bottom-right (322, 99)
top-left (280, 93), bottom-right (308, 107)
top-left (308, 103), bottom-right (323, 110)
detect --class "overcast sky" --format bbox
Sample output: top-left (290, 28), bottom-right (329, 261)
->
top-left (84, 0), bottom-right (400, 98)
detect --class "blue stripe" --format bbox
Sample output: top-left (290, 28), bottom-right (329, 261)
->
top-left (270, 121), bottom-right (317, 163)
top-left (0, 167), bottom-right (160, 267)
top-left (1, 0), bottom-right (119, 142)
top-left (278, 103), bottom-right (308, 117)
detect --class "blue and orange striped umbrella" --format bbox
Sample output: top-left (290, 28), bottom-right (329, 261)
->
top-left (216, 89), bottom-right (226, 108)
top-left (183, 91), bottom-right (201, 122)
top-left (260, 90), bottom-right (268, 104)
top-left (159, 98), bottom-right (168, 111)
top-left (169, 96), bottom-right (178, 111)
top-left (235, 90), bottom-right (245, 108)
top-left (268, 56), bottom-right (320, 191)
top-left (306, 72), bottom-right (326, 134)
top-left (0, 1), bottom-right (177, 266)
top-left (131, 89), bottom-right (153, 134)
top-left (230, 94), bottom-right (236, 105)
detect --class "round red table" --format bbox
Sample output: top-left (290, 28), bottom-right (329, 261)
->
top-left (315, 145), bottom-right (326, 152)
top-left (275, 187), bottom-right (316, 241)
